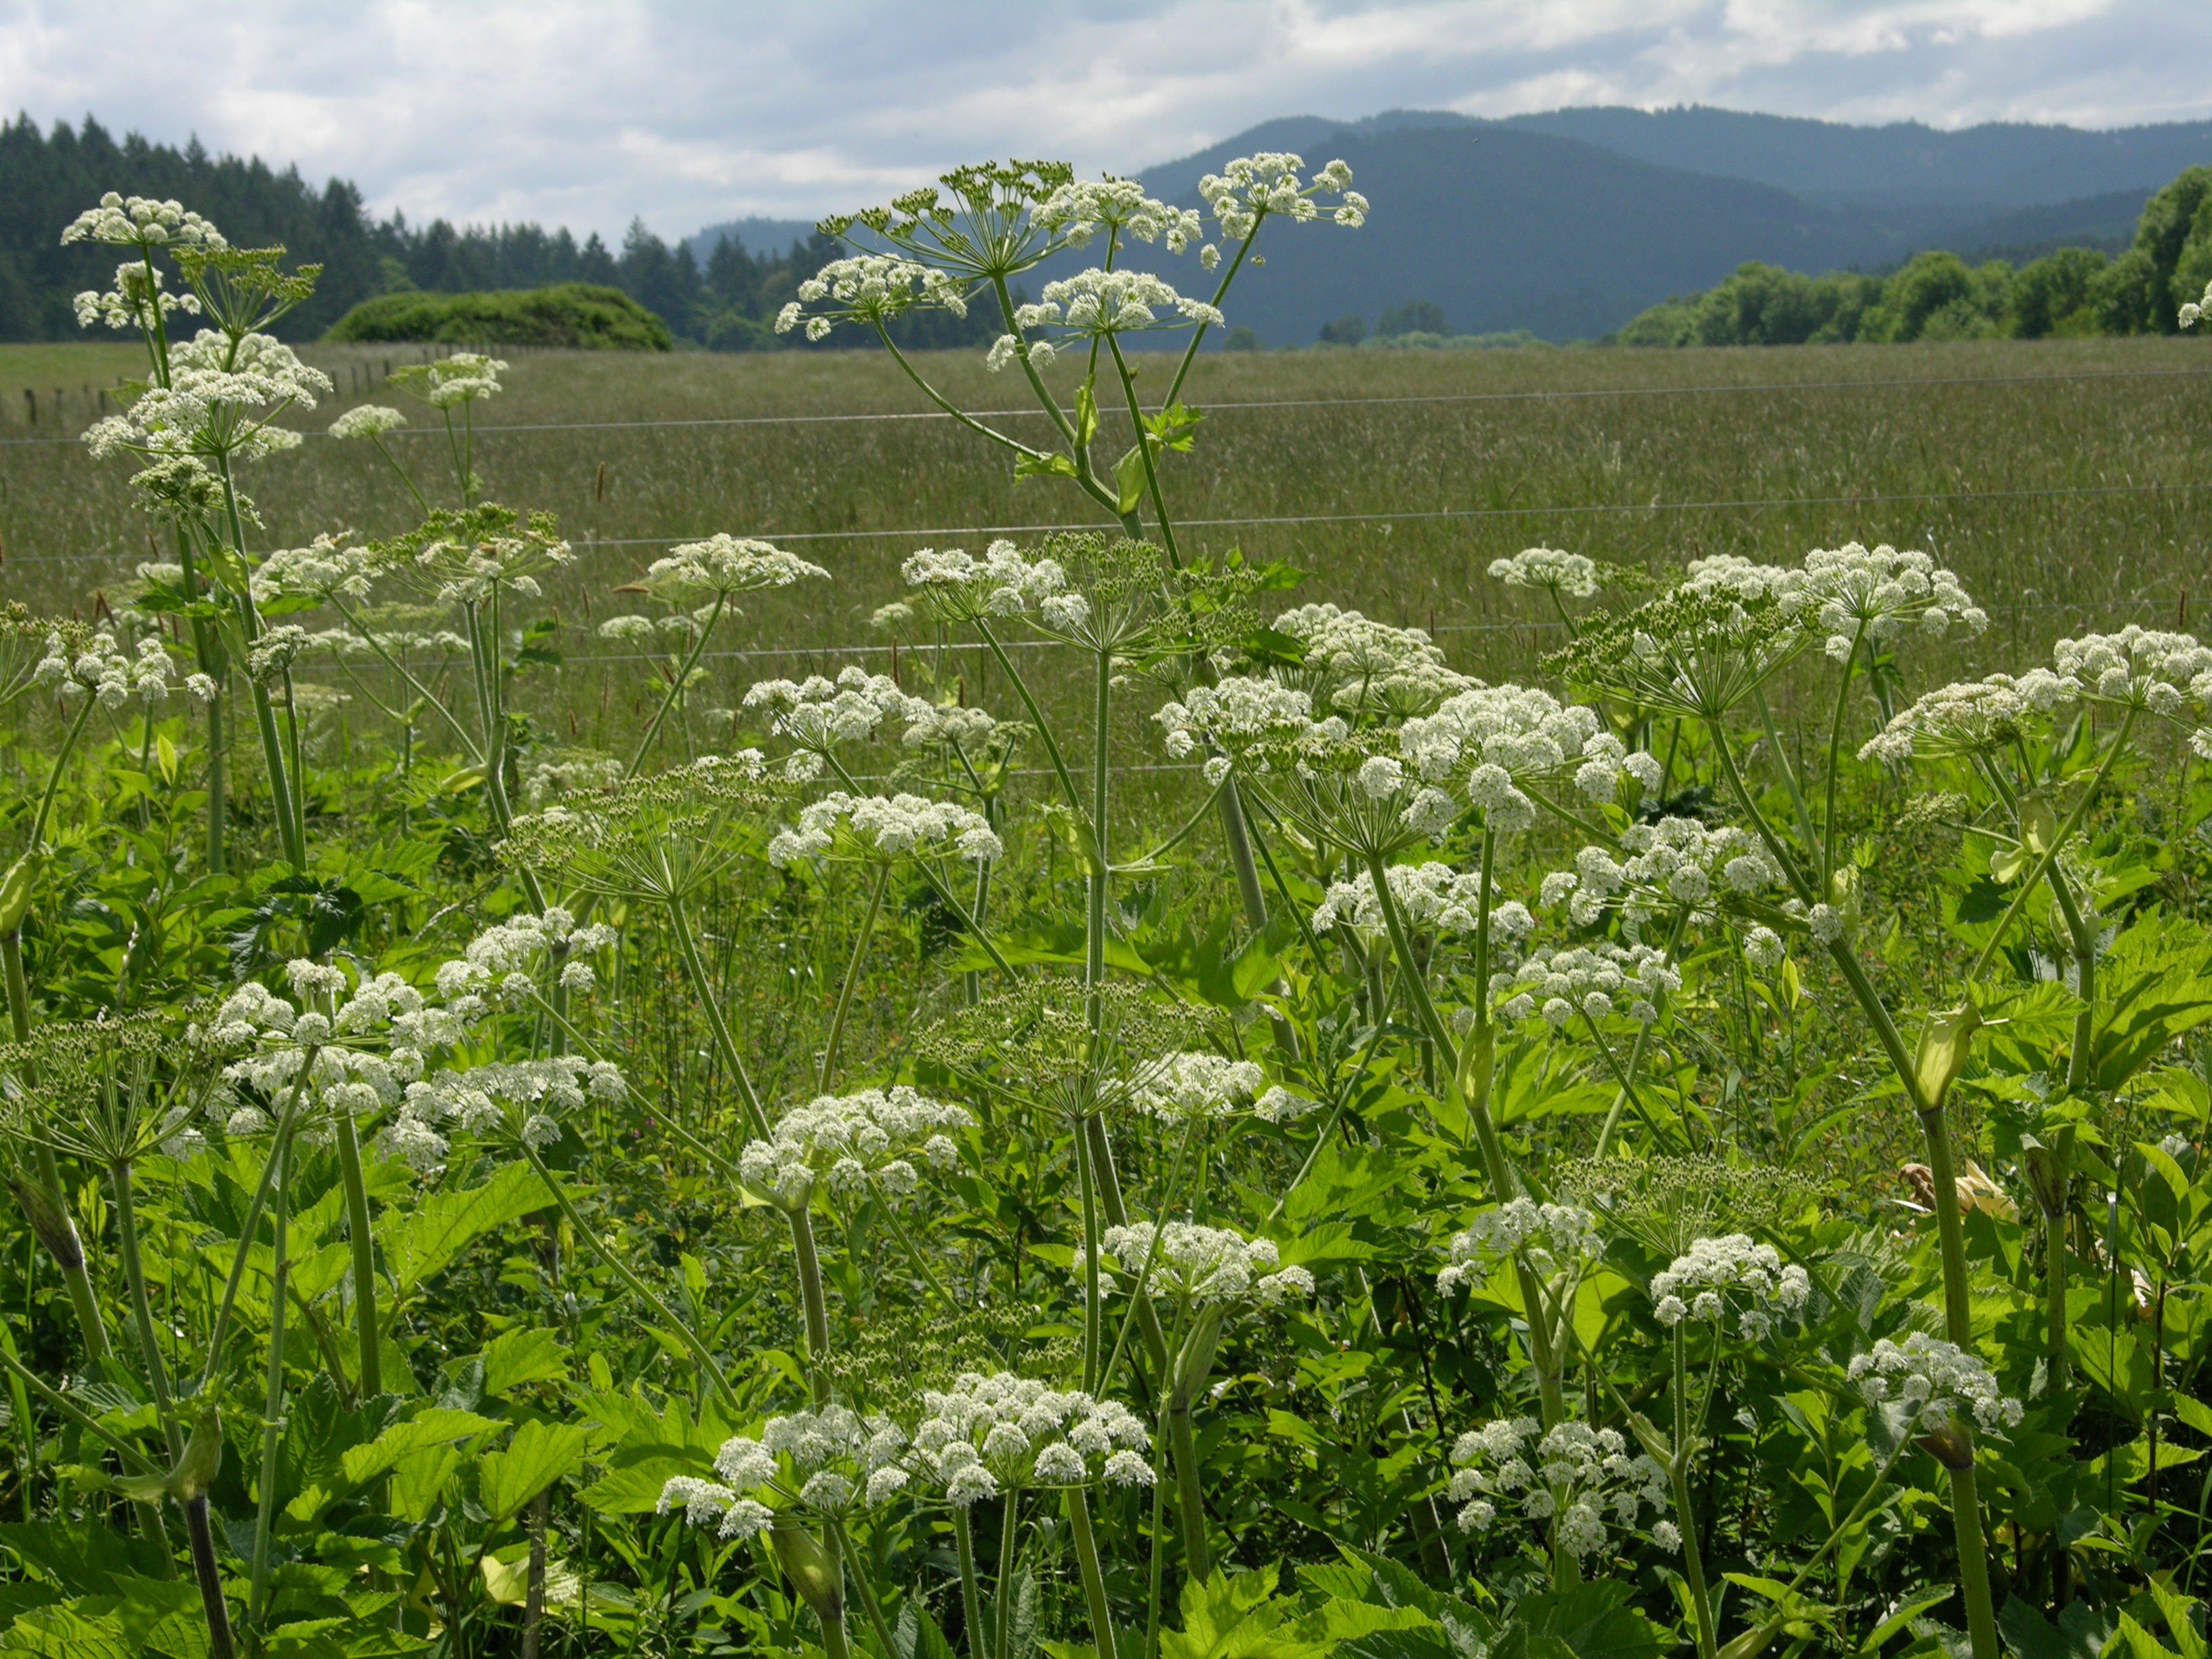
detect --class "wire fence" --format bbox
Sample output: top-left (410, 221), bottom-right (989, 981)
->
top-left (7, 478), bottom-right (2206, 568)
top-left (3, 362), bottom-right (2206, 450)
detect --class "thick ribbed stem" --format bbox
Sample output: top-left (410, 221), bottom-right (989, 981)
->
top-left (110, 1162), bottom-right (182, 1463)
top-left (954, 1506), bottom-right (987, 1659)
top-left (247, 1139), bottom-right (291, 1627)
top-left (1671, 1326), bottom-right (1717, 1659)
top-left (789, 1202), bottom-right (833, 1406)
top-left (331, 1110), bottom-right (381, 1397)
top-left (185, 1496), bottom-right (238, 1659)
top-left (1168, 1405), bottom-right (1210, 1580)
top-left (993, 1489), bottom-right (1022, 1659)
top-left (1067, 1488), bottom-right (1116, 1659)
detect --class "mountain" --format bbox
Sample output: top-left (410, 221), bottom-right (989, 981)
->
top-left (1496, 106), bottom-right (2212, 211)
top-left (1081, 111), bottom-right (2207, 344)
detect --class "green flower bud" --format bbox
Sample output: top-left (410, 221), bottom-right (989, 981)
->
top-left (6, 1172), bottom-right (85, 1272)
top-left (0, 850), bottom-right (41, 935)
top-left (175, 1406), bottom-right (224, 1500)
top-left (769, 1516), bottom-right (842, 1626)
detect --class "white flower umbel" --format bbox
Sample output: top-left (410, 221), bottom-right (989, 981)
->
top-left (1847, 1333), bottom-right (2024, 1433)
top-left (1198, 153), bottom-right (1367, 240)
top-left (432, 909), bottom-right (618, 1009)
top-left (643, 535), bottom-right (829, 603)
top-left (251, 531), bottom-right (381, 606)
top-left (909, 1373), bottom-right (1153, 1507)
top-left (1494, 943), bottom-right (1680, 1029)
top-left (1793, 543), bottom-right (1988, 661)
top-left (767, 792), bottom-right (1003, 868)
top-left (1397, 684), bottom-right (1660, 827)
top-left (1447, 1418), bottom-right (1669, 1557)
top-left (84, 329), bottom-right (331, 466)
top-left (1437, 1199), bottom-right (1601, 1294)
top-left (1155, 677), bottom-right (1343, 764)
top-left (410, 523), bottom-right (573, 606)
top-left (1542, 817), bottom-right (1784, 930)
top-left (1490, 547), bottom-right (1600, 601)
top-left (1271, 604), bottom-right (1473, 718)
top-left (736, 1086), bottom-right (971, 1208)
top-left (660, 1405), bottom-right (912, 1538)
top-left (1650, 1235), bottom-right (1811, 1338)
top-left (1016, 269), bottom-right (1223, 346)
top-left (384, 1054), bottom-right (623, 1172)
top-left (1124, 1052), bottom-right (1266, 1122)
top-left (62, 192), bottom-right (225, 251)
top-left (75, 260), bottom-right (198, 331)
top-left (389, 352), bottom-right (507, 410)
top-left (523, 754), bottom-right (626, 806)
top-left (1036, 180), bottom-right (1202, 254)
top-left (1313, 861), bottom-right (1534, 946)
top-left (2052, 627), bottom-right (2212, 724)
top-left (328, 404), bottom-right (407, 441)
top-left (1078, 1221), bottom-right (1315, 1310)
top-left (33, 630), bottom-right (174, 709)
top-left (775, 254), bottom-right (972, 343)
top-left (2184, 278), bottom-right (2211, 329)
top-left (742, 667), bottom-right (981, 775)
top-left (901, 539), bottom-right (1071, 622)
top-left (1859, 670), bottom-right (2078, 766)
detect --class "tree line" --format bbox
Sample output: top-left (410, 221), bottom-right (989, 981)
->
top-left (1619, 164), bottom-right (2212, 346)
top-left (0, 114), bottom-right (996, 350)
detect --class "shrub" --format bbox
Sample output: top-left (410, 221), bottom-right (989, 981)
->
top-left (325, 283), bottom-right (673, 349)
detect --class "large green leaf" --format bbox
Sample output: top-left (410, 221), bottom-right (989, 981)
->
top-left (339, 1408), bottom-right (504, 1486)
top-left (384, 1162), bottom-right (550, 1293)
top-left (480, 1328), bottom-right (571, 1398)
top-left (1494, 1582), bottom-right (1668, 1659)
top-left (478, 1420), bottom-right (592, 1521)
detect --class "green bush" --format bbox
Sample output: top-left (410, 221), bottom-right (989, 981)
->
top-left (325, 283), bottom-right (672, 349)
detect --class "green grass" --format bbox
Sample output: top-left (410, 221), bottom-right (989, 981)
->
top-left (4, 335), bottom-right (2207, 759)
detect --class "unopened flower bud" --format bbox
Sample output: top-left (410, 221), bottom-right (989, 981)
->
top-left (769, 1516), bottom-right (842, 1625)
top-left (7, 1172), bottom-right (85, 1272)
top-left (1917, 1417), bottom-right (1975, 1471)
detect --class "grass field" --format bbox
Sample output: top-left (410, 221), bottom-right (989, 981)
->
top-left (4, 335), bottom-right (2207, 761)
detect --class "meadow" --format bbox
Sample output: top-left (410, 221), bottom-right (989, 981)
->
top-left (3, 171), bottom-right (2212, 1659)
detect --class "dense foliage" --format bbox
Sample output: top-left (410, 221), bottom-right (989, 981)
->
top-left (1620, 165), bottom-right (2212, 346)
top-left (5, 162), bottom-right (2212, 1659)
top-left (325, 285), bottom-right (674, 350)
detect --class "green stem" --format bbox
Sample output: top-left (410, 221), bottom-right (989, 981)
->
top-left (110, 1160), bottom-right (182, 1464)
top-left (1105, 333), bottom-right (1181, 571)
top-left (789, 1200), bottom-right (834, 1406)
top-left (184, 1495), bottom-right (239, 1659)
top-left (665, 898), bottom-right (768, 1136)
top-left (1952, 1463), bottom-right (2001, 1659)
top-left (1167, 1404), bottom-right (1209, 1580)
top-left (834, 1519), bottom-right (900, 1659)
top-left (872, 321), bottom-right (1057, 464)
top-left (1750, 684), bottom-right (1817, 869)
top-left (993, 1488), bottom-right (1021, 1659)
top-left (1078, 1124), bottom-right (1104, 1393)
top-left (1067, 1488), bottom-right (1117, 1659)
top-left (366, 433), bottom-right (429, 514)
top-left (197, 1061), bottom-right (316, 1395)
top-left (2045, 863), bottom-right (2098, 1094)
top-left (970, 621), bottom-right (1084, 815)
top-left (627, 594), bottom-right (726, 775)
top-left (864, 1174), bottom-right (958, 1311)
top-left (1820, 625), bottom-right (1868, 884)
top-left (1592, 909), bottom-right (1689, 1158)
top-left (821, 863), bottom-right (889, 1094)
top-left (329, 597), bottom-right (483, 762)
top-left (517, 1144), bottom-right (738, 1413)
top-left (246, 1136), bottom-right (290, 1628)
top-left (27, 696), bottom-right (98, 848)
top-left (954, 1504), bottom-right (987, 1659)
top-left (1671, 1326), bottom-right (1717, 1659)
top-left (331, 1109), bottom-right (382, 1397)
top-left (0, 1340), bottom-right (158, 1471)
top-left (1966, 706), bottom-right (2138, 984)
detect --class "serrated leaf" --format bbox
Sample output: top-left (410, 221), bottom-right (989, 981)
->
top-left (480, 1328), bottom-right (571, 1398)
top-left (478, 1420), bottom-right (592, 1521)
top-left (339, 1408), bottom-right (504, 1486)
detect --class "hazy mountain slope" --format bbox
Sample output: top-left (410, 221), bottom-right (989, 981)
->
top-left (682, 216), bottom-right (821, 264)
top-left (1497, 105), bottom-right (2212, 209)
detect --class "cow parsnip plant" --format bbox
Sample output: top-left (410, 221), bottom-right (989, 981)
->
top-left (0, 170), bottom-right (2208, 1659)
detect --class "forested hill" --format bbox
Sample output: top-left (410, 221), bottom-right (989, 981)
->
top-left (0, 116), bottom-right (879, 350)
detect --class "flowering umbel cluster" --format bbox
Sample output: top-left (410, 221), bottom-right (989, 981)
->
top-left (660, 1406), bottom-right (912, 1537)
top-left (1078, 1221), bottom-right (1315, 1310)
top-left (737, 1087), bottom-right (971, 1208)
top-left (1437, 1200), bottom-right (1602, 1294)
top-left (1847, 1333), bottom-right (2024, 1433)
top-left (1650, 1235), bottom-right (1811, 1338)
top-left (909, 1374), bottom-right (1154, 1506)
top-left (1448, 1418), bottom-right (1673, 1557)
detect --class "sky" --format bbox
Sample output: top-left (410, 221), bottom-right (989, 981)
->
top-left (3, 0), bottom-right (2207, 241)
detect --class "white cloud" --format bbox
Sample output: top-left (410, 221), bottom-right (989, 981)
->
top-left (0, 0), bottom-right (2199, 238)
